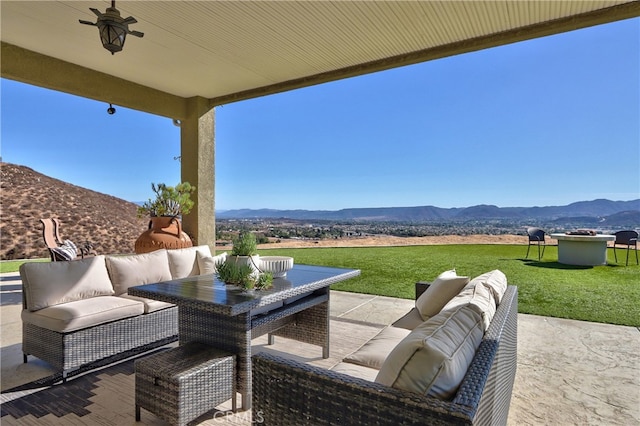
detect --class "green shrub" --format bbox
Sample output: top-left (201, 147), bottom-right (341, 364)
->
top-left (215, 259), bottom-right (273, 290)
top-left (137, 182), bottom-right (196, 217)
top-left (231, 232), bottom-right (258, 256)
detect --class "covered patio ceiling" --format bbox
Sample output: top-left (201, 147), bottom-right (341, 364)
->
top-left (2, 1), bottom-right (639, 120)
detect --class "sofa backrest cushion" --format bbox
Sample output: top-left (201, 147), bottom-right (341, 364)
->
top-left (375, 304), bottom-right (484, 399)
top-left (468, 269), bottom-right (508, 304)
top-left (106, 250), bottom-right (172, 296)
top-left (415, 269), bottom-right (470, 320)
top-left (442, 279), bottom-right (496, 331)
top-left (196, 251), bottom-right (228, 275)
top-left (20, 255), bottom-right (114, 311)
top-left (167, 245), bottom-right (212, 279)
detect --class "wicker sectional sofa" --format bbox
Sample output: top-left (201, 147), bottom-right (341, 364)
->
top-left (252, 270), bottom-right (518, 425)
top-left (19, 245), bottom-right (225, 380)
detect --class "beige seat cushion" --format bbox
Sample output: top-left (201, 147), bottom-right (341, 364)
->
top-left (331, 361), bottom-right (380, 382)
top-left (392, 307), bottom-right (424, 330)
top-left (167, 245), bottom-right (212, 279)
top-left (442, 280), bottom-right (496, 331)
top-left (375, 304), bottom-right (484, 399)
top-left (21, 296), bottom-right (144, 333)
top-left (415, 269), bottom-right (470, 320)
top-left (106, 250), bottom-right (172, 296)
top-left (20, 255), bottom-right (114, 311)
top-left (118, 294), bottom-right (175, 313)
top-left (344, 326), bottom-right (411, 370)
top-left (196, 251), bottom-right (227, 275)
top-left (468, 269), bottom-right (508, 304)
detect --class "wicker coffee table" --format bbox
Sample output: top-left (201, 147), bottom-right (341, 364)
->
top-left (129, 264), bottom-right (360, 410)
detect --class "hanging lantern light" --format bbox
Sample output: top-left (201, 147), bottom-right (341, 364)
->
top-left (79, 1), bottom-right (144, 55)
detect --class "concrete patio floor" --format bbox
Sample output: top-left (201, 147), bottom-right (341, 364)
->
top-left (1, 272), bottom-right (638, 425)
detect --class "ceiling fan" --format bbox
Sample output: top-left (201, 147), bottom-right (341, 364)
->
top-left (79, 0), bottom-right (144, 54)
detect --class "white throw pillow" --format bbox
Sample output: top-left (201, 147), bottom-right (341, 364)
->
top-left (415, 269), bottom-right (470, 320)
top-left (167, 245), bottom-right (212, 279)
top-left (375, 304), bottom-right (484, 399)
top-left (20, 255), bottom-right (114, 311)
top-left (196, 251), bottom-right (227, 275)
top-left (105, 250), bottom-right (172, 295)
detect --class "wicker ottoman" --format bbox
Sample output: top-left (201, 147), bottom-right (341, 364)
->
top-left (135, 342), bottom-right (236, 425)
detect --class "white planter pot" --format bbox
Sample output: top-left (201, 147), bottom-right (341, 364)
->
top-left (225, 255), bottom-right (261, 277)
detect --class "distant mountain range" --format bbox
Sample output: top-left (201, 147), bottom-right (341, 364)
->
top-left (218, 199), bottom-right (640, 224)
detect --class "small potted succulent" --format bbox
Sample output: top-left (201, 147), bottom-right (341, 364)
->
top-left (217, 231), bottom-right (273, 290)
top-left (215, 260), bottom-right (273, 291)
top-left (134, 182), bottom-right (196, 254)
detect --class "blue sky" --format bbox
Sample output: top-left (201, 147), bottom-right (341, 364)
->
top-left (2, 18), bottom-right (639, 211)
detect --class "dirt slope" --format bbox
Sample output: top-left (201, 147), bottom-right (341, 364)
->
top-left (1, 162), bottom-right (147, 260)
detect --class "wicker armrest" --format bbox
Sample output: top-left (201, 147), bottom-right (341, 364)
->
top-left (252, 352), bottom-right (475, 425)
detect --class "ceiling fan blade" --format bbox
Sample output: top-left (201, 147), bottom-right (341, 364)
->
top-left (129, 30), bottom-right (144, 38)
top-left (123, 16), bottom-right (138, 25)
top-left (89, 8), bottom-right (102, 18)
top-left (79, 20), bottom-right (96, 26)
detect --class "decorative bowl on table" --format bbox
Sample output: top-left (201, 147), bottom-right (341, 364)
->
top-left (259, 256), bottom-right (294, 278)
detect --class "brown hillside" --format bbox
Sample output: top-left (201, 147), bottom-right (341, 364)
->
top-left (1, 162), bottom-right (147, 260)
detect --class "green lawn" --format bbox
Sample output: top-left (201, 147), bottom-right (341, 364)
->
top-left (4, 245), bottom-right (638, 326)
top-left (260, 245), bottom-right (640, 327)
top-left (0, 258), bottom-right (48, 273)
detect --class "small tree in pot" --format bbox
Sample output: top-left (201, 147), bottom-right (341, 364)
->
top-left (136, 182), bottom-right (196, 218)
top-left (134, 182), bottom-right (196, 254)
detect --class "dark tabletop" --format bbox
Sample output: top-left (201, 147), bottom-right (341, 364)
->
top-left (128, 264), bottom-right (361, 315)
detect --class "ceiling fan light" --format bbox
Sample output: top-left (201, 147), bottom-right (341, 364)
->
top-left (79, 1), bottom-right (143, 55)
top-left (98, 23), bottom-right (127, 54)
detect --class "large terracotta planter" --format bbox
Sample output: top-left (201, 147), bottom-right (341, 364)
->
top-left (134, 216), bottom-right (192, 254)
